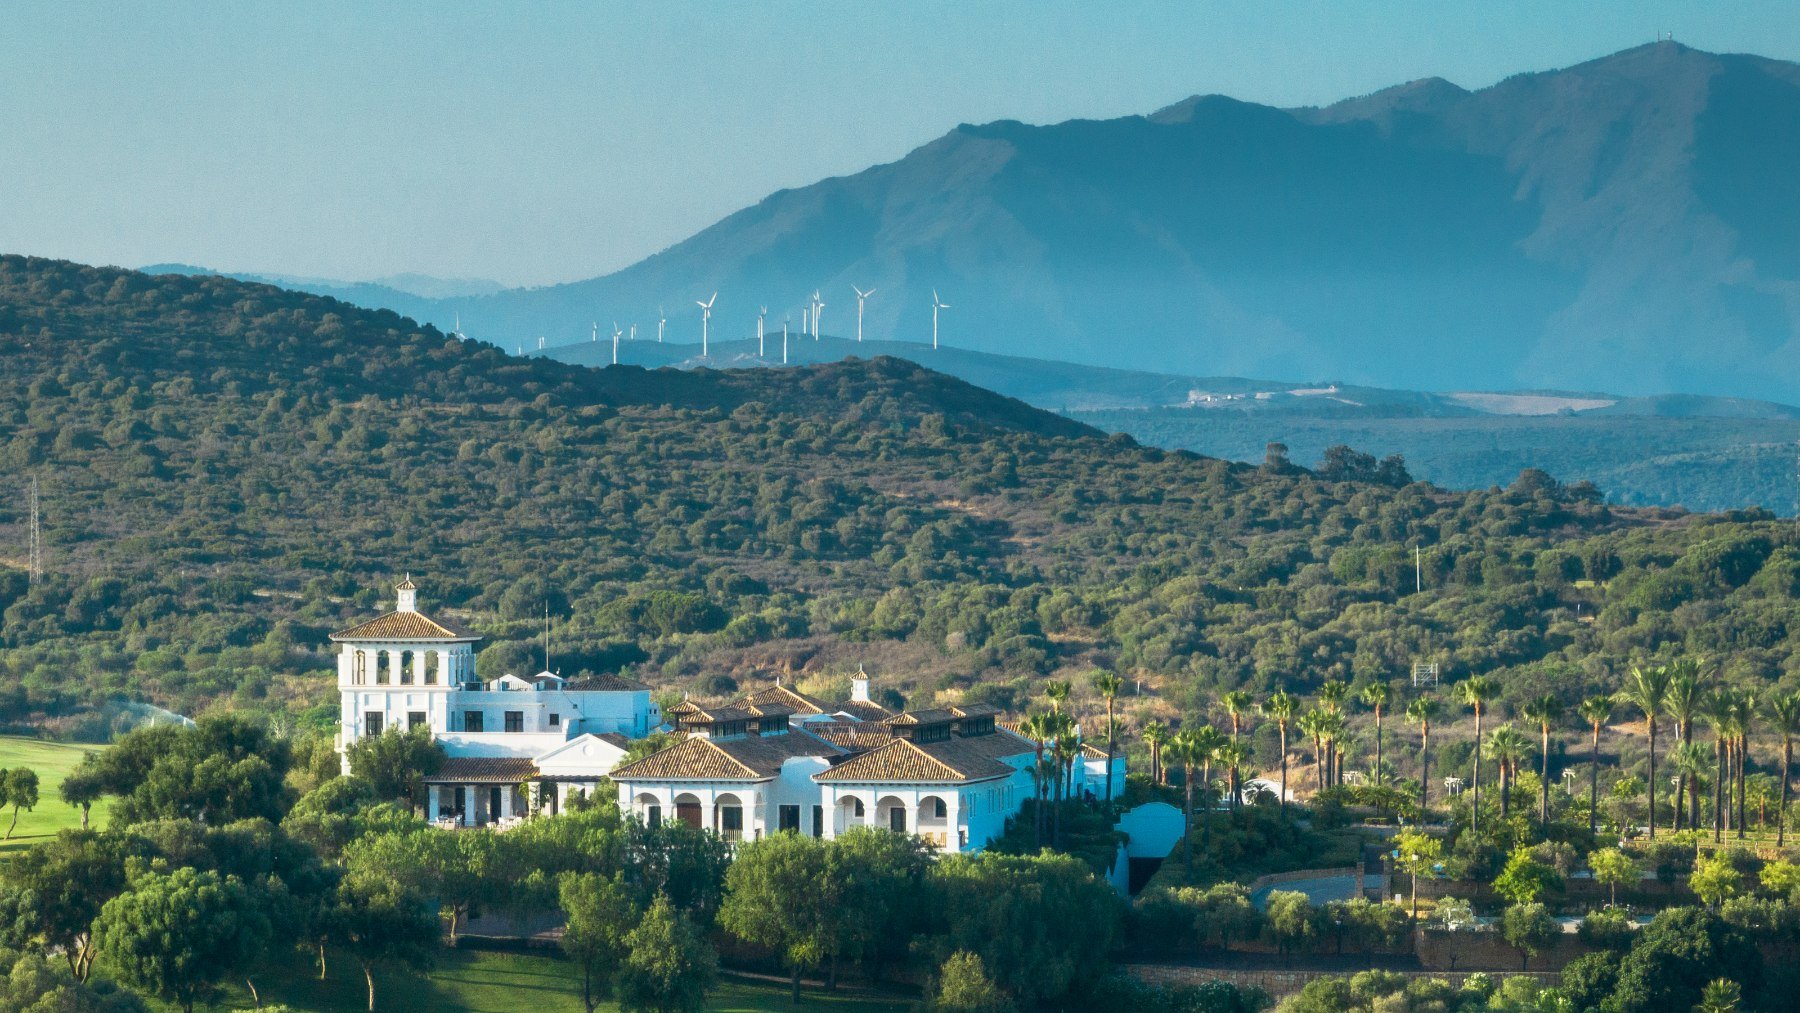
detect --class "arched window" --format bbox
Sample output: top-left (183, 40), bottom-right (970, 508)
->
top-left (399, 650), bottom-right (415, 685)
top-left (352, 650), bottom-right (366, 685)
top-left (424, 651), bottom-right (440, 686)
top-left (931, 797), bottom-right (947, 818)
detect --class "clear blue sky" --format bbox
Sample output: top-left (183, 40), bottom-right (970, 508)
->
top-left (5, 2), bottom-right (1799, 287)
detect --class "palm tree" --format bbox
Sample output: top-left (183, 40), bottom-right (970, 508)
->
top-left (1576, 695), bottom-right (1612, 834)
top-left (1262, 690), bottom-right (1298, 813)
top-left (1521, 693), bottom-right (1563, 830)
top-left (1220, 689), bottom-right (1255, 805)
top-left (1051, 724), bottom-right (1079, 846)
top-left (1620, 664), bottom-right (1673, 839)
top-left (1318, 680), bottom-right (1351, 786)
top-left (1318, 711), bottom-right (1349, 794)
top-left (1729, 689), bottom-right (1756, 840)
top-left (1487, 725), bottom-right (1531, 820)
top-left (1663, 660), bottom-right (1705, 830)
top-left (1406, 695), bottom-right (1443, 816)
top-left (1456, 676), bottom-right (1498, 835)
top-left (1142, 721), bottom-right (1168, 786)
top-left (1671, 741), bottom-right (1710, 840)
top-left (1361, 682), bottom-right (1393, 788)
top-left (1092, 670), bottom-right (1125, 804)
top-left (1168, 729), bottom-right (1201, 865)
top-left (1191, 726), bottom-right (1228, 844)
top-left (1045, 679), bottom-right (1071, 714)
top-left (1298, 709), bottom-right (1328, 797)
top-left (1020, 712), bottom-right (1055, 845)
top-left (1218, 740), bottom-right (1253, 811)
top-left (1703, 689), bottom-right (1732, 842)
top-left (1766, 692), bottom-right (1800, 847)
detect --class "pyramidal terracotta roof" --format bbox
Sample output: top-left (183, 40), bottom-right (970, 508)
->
top-left (834, 699), bottom-right (896, 722)
top-left (329, 609), bottom-right (480, 642)
top-left (738, 683), bottom-right (830, 715)
top-left (805, 721), bottom-right (898, 751)
top-left (610, 737), bottom-right (761, 780)
top-left (815, 737), bottom-right (1015, 783)
top-left (610, 731), bottom-right (842, 782)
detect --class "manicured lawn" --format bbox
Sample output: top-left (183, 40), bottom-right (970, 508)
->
top-left (156, 948), bottom-right (913, 1012)
top-left (0, 734), bottom-right (110, 854)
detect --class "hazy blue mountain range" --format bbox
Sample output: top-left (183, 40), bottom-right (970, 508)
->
top-left (138, 263), bottom-right (501, 309)
top-left (278, 41), bottom-right (1800, 402)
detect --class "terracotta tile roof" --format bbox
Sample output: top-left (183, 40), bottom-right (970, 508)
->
top-left (815, 730), bottom-right (1028, 784)
top-left (423, 756), bottom-right (538, 783)
top-left (596, 732), bottom-right (632, 749)
top-left (562, 674), bottom-right (652, 692)
top-left (1081, 743), bottom-right (1116, 760)
top-left (950, 703), bottom-right (1001, 718)
top-left (738, 683), bottom-right (830, 715)
top-left (886, 709), bottom-right (957, 726)
top-left (742, 702), bottom-right (796, 718)
top-left (681, 705), bottom-right (755, 723)
top-left (611, 731), bottom-right (842, 782)
top-left (834, 700), bottom-right (895, 722)
top-left (805, 721), bottom-right (897, 751)
top-left (330, 609), bottom-right (480, 642)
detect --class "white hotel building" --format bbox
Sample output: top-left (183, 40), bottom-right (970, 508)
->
top-left (332, 579), bottom-right (659, 825)
top-left (332, 580), bottom-right (1123, 846)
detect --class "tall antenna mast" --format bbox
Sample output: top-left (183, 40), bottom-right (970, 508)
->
top-left (1414, 545), bottom-right (1422, 594)
top-left (27, 476), bottom-right (40, 586)
top-left (544, 602), bottom-right (551, 674)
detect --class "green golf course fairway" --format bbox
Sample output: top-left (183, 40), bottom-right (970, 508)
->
top-left (0, 734), bottom-right (109, 854)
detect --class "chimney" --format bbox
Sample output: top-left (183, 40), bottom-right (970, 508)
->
top-left (395, 574), bottom-right (419, 613)
top-left (851, 664), bottom-right (871, 703)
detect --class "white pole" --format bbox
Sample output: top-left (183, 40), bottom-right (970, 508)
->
top-left (782, 320), bottom-right (789, 364)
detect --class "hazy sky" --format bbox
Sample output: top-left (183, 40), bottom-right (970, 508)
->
top-left (7, 2), bottom-right (1800, 287)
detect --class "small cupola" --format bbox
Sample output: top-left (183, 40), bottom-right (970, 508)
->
top-left (395, 574), bottom-right (419, 613)
top-left (851, 664), bottom-right (872, 703)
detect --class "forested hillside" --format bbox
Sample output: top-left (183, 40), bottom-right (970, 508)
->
top-left (2, 257), bottom-right (1799, 739)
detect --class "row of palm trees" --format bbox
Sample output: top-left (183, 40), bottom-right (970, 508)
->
top-left (1614, 660), bottom-right (1800, 845)
top-left (1018, 670), bottom-right (1128, 848)
top-left (1019, 660), bottom-right (1800, 861)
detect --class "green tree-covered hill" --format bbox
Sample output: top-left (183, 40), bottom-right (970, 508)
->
top-left (1, 256), bottom-right (1797, 736)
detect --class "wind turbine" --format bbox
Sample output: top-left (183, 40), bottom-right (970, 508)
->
top-left (591, 322), bottom-right (598, 343)
top-left (611, 322), bottom-right (622, 365)
top-left (696, 293), bottom-right (717, 357)
top-left (782, 316), bottom-right (789, 364)
top-left (537, 335), bottom-right (546, 351)
top-left (931, 291), bottom-right (949, 350)
top-left (452, 312), bottom-right (466, 340)
top-left (757, 306), bottom-right (767, 357)
top-left (811, 290), bottom-right (825, 340)
top-left (629, 323), bottom-right (637, 342)
top-left (657, 306), bottom-right (666, 343)
top-left (852, 286), bottom-right (874, 342)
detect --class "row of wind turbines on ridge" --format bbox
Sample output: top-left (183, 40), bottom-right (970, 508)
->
top-left (492, 286), bottom-right (951, 364)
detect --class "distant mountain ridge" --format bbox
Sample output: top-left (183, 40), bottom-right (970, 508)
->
top-left (310, 42), bottom-right (1800, 403)
top-left (138, 263), bottom-right (499, 313)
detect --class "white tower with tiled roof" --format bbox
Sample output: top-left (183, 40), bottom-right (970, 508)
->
top-left (332, 577), bottom-right (483, 753)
